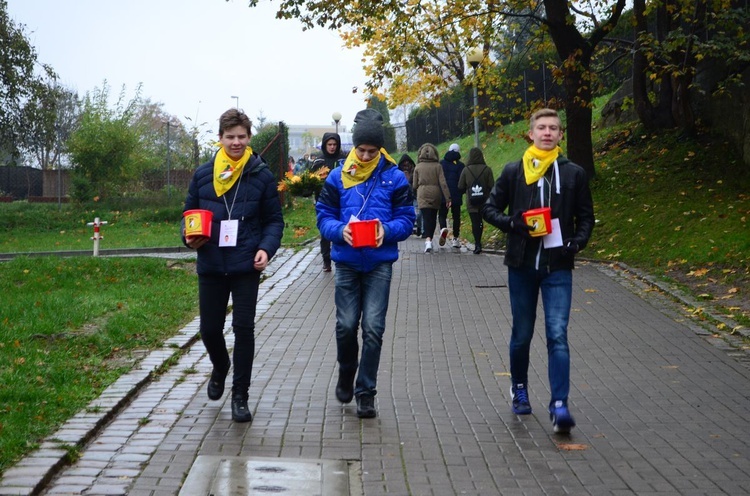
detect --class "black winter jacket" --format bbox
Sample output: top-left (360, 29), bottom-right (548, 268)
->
top-left (183, 152), bottom-right (284, 276)
top-left (482, 156), bottom-right (594, 271)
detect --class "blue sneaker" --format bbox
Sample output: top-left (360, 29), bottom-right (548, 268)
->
top-left (510, 384), bottom-right (532, 415)
top-left (549, 401), bottom-right (576, 433)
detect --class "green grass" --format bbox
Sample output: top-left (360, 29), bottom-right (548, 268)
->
top-left (0, 256), bottom-right (198, 473)
top-left (0, 198), bottom-right (320, 253)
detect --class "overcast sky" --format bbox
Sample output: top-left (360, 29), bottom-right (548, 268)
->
top-left (7, 0), bottom-right (371, 138)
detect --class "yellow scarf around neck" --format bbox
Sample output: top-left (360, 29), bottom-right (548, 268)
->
top-left (522, 145), bottom-right (562, 185)
top-left (341, 148), bottom-right (397, 189)
top-left (213, 146), bottom-right (252, 197)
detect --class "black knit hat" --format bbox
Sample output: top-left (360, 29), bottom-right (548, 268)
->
top-left (352, 108), bottom-right (385, 148)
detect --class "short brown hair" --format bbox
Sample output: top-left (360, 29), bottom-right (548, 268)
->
top-left (219, 108), bottom-right (252, 136)
top-left (530, 108), bottom-right (561, 129)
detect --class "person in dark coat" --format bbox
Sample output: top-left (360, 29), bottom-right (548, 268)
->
top-left (310, 133), bottom-right (343, 271)
top-left (482, 108), bottom-right (594, 434)
top-left (438, 143), bottom-right (465, 248)
top-left (397, 153), bottom-right (421, 236)
top-left (457, 147), bottom-right (494, 254)
top-left (182, 108), bottom-right (284, 423)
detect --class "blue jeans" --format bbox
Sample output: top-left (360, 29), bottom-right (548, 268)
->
top-left (334, 262), bottom-right (393, 397)
top-left (507, 266), bottom-right (572, 408)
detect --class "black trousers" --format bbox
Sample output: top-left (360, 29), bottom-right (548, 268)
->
top-left (420, 208), bottom-right (438, 239)
top-left (469, 211), bottom-right (483, 245)
top-left (439, 202), bottom-right (462, 238)
top-left (198, 270), bottom-right (260, 394)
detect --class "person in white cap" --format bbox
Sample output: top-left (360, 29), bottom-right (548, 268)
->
top-left (438, 143), bottom-right (465, 248)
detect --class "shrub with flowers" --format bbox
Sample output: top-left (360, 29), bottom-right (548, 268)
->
top-left (277, 166), bottom-right (330, 197)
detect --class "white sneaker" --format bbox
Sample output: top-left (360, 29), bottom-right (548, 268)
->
top-left (452, 238), bottom-right (461, 248)
top-left (424, 240), bottom-right (433, 253)
top-left (438, 228), bottom-right (449, 246)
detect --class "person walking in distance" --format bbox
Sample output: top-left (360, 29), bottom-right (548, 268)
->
top-left (397, 153), bottom-right (421, 236)
top-left (182, 108), bottom-right (284, 423)
top-left (482, 108), bottom-right (594, 433)
top-left (310, 133), bottom-right (343, 272)
top-left (438, 143), bottom-right (465, 248)
top-left (457, 147), bottom-right (494, 254)
top-left (413, 143), bottom-right (451, 253)
top-left (316, 108), bottom-right (415, 418)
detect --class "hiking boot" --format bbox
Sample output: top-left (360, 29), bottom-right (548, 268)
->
top-left (335, 369), bottom-right (356, 404)
top-left (452, 238), bottom-right (461, 248)
top-left (549, 401), bottom-right (576, 434)
top-left (424, 240), bottom-right (433, 253)
top-left (438, 228), bottom-right (449, 246)
top-left (207, 360), bottom-right (230, 401)
top-left (231, 393), bottom-right (253, 423)
top-left (356, 395), bottom-right (377, 418)
top-left (510, 383), bottom-right (532, 415)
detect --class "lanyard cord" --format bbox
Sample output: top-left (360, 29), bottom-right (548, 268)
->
top-left (354, 172), bottom-right (379, 219)
top-left (222, 171), bottom-right (243, 220)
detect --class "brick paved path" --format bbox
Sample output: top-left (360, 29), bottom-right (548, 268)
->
top-left (2, 237), bottom-right (749, 495)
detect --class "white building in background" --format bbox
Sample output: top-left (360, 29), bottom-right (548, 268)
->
top-left (287, 124), bottom-right (350, 160)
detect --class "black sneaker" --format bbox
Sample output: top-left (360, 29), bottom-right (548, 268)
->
top-left (231, 393), bottom-right (253, 423)
top-left (510, 383), bottom-right (532, 415)
top-left (207, 361), bottom-right (230, 401)
top-left (335, 369), bottom-right (356, 404)
top-left (356, 395), bottom-right (376, 418)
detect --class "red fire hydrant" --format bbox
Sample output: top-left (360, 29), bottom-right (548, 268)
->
top-left (87, 217), bottom-right (108, 256)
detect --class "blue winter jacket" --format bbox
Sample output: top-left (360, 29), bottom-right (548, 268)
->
top-left (316, 156), bottom-right (415, 273)
top-left (183, 152), bottom-right (284, 276)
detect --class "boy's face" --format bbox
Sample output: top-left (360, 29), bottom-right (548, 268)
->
top-left (355, 144), bottom-right (379, 162)
top-left (219, 125), bottom-right (251, 160)
top-left (528, 116), bottom-right (563, 151)
top-left (325, 139), bottom-right (338, 154)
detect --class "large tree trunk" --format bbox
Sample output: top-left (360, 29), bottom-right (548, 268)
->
top-left (543, 0), bottom-right (596, 179)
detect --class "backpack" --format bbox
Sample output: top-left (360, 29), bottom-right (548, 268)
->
top-left (466, 166), bottom-right (488, 206)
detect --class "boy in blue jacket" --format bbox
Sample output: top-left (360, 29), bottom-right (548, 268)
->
top-left (316, 108), bottom-right (415, 418)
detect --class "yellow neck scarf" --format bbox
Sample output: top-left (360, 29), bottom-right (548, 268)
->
top-left (341, 148), bottom-right (397, 189)
top-left (522, 145), bottom-right (562, 185)
top-left (213, 146), bottom-right (252, 197)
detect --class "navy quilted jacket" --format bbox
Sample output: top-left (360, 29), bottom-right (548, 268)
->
top-left (183, 152), bottom-right (284, 275)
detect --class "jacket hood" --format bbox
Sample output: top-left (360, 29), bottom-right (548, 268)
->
top-left (417, 143), bottom-right (440, 162)
top-left (398, 154), bottom-right (415, 167)
top-left (466, 147), bottom-right (486, 166)
top-left (443, 150), bottom-right (461, 163)
top-left (320, 132), bottom-right (342, 160)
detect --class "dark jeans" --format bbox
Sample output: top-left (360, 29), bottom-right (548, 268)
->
top-left (468, 212), bottom-right (483, 245)
top-left (320, 237), bottom-right (331, 267)
top-left (198, 271), bottom-right (261, 394)
top-left (420, 208), bottom-right (438, 239)
top-left (438, 202), bottom-right (462, 238)
top-left (334, 262), bottom-right (393, 397)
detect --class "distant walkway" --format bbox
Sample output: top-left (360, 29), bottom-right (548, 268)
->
top-left (1, 238), bottom-right (749, 495)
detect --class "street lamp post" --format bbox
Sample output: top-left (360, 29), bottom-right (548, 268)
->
top-left (231, 95), bottom-right (239, 109)
top-left (332, 111), bottom-right (342, 134)
top-left (467, 47), bottom-right (483, 148)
